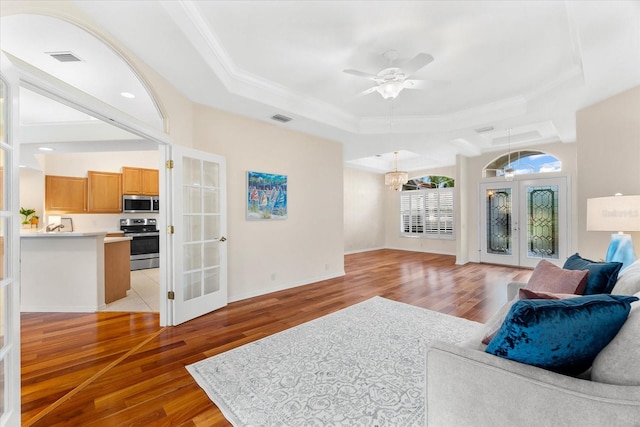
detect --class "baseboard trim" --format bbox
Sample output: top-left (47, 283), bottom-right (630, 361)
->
top-left (228, 271), bottom-right (346, 303)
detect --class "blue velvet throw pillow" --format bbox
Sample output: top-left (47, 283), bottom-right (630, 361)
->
top-left (563, 253), bottom-right (623, 294)
top-left (485, 294), bottom-right (638, 375)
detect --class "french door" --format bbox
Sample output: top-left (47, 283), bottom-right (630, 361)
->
top-left (479, 177), bottom-right (569, 268)
top-left (168, 145), bottom-right (227, 325)
top-left (0, 62), bottom-right (21, 426)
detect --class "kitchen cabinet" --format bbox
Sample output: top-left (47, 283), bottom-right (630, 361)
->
top-left (45, 175), bottom-right (87, 213)
top-left (104, 237), bottom-right (131, 304)
top-left (122, 167), bottom-right (159, 196)
top-left (88, 171), bottom-right (122, 213)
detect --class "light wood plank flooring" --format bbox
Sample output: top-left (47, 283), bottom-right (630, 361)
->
top-left (21, 250), bottom-right (532, 426)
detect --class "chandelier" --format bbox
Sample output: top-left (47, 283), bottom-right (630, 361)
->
top-left (385, 151), bottom-right (409, 191)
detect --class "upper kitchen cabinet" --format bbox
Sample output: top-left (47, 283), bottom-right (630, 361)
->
top-left (45, 175), bottom-right (87, 213)
top-left (88, 171), bottom-right (122, 213)
top-left (122, 167), bottom-right (159, 196)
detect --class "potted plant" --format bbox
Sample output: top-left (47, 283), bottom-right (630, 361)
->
top-left (20, 207), bottom-right (36, 229)
top-left (30, 215), bottom-right (39, 228)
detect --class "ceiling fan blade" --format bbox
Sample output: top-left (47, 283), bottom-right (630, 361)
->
top-left (343, 69), bottom-right (381, 81)
top-left (402, 53), bottom-right (434, 77)
top-left (356, 86), bottom-right (380, 97)
top-left (403, 79), bottom-right (450, 90)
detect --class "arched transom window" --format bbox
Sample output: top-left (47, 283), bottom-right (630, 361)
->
top-left (483, 150), bottom-right (561, 178)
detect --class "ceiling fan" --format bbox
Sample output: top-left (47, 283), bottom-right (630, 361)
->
top-left (343, 50), bottom-right (438, 99)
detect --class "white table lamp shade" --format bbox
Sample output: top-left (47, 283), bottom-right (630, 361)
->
top-left (586, 195), bottom-right (640, 270)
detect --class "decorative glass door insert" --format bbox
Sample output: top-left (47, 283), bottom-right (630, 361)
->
top-left (480, 177), bottom-right (567, 268)
top-left (486, 188), bottom-right (512, 255)
top-left (170, 146), bottom-right (227, 325)
top-left (526, 185), bottom-right (559, 259)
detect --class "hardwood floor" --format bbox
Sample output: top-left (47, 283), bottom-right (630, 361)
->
top-left (21, 250), bottom-right (532, 426)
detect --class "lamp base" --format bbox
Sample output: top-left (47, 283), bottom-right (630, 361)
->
top-left (605, 233), bottom-right (637, 271)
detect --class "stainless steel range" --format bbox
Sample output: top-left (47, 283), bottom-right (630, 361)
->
top-left (120, 218), bottom-right (160, 271)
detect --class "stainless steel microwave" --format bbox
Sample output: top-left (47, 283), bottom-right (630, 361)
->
top-left (123, 195), bottom-right (159, 213)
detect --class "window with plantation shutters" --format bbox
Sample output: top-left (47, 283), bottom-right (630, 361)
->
top-left (400, 188), bottom-right (455, 239)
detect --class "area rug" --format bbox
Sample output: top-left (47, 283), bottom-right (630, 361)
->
top-left (186, 296), bottom-right (481, 426)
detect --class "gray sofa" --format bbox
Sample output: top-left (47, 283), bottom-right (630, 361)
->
top-left (425, 261), bottom-right (640, 427)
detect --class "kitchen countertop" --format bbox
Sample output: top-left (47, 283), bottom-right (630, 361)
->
top-left (21, 230), bottom-right (108, 238)
top-left (104, 236), bottom-right (132, 243)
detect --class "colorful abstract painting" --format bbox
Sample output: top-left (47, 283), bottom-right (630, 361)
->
top-left (247, 171), bottom-right (288, 220)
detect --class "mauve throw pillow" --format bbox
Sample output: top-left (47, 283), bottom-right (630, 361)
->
top-left (518, 288), bottom-right (579, 300)
top-left (526, 259), bottom-right (588, 294)
top-left (563, 253), bottom-right (623, 295)
top-left (485, 294), bottom-right (638, 375)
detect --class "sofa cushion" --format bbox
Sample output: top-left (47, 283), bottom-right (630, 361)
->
top-left (485, 294), bottom-right (638, 375)
top-left (525, 259), bottom-right (588, 294)
top-left (611, 260), bottom-right (640, 296)
top-left (563, 253), bottom-right (623, 294)
top-left (591, 293), bottom-right (640, 385)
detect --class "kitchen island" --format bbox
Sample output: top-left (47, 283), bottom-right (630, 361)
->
top-left (20, 231), bottom-right (131, 312)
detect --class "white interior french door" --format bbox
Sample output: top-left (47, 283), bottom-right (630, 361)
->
top-left (480, 176), bottom-right (569, 268)
top-left (168, 145), bottom-right (227, 325)
top-left (0, 59), bottom-right (21, 427)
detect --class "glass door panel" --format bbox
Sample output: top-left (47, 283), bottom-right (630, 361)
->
top-left (486, 188), bottom-right (513, 255)
top-left (480, 177), bottom-right (568, 268)
top-left (518, 178), bottom-right (567, 268)
top-left (171, 145), bottom-right (227, 325)
top-left (0, 65), bottom-right (21, 426)
top-left (480, 182), bottom-right (519, 266)
top-left (526, 185), bottom-right (559, 259)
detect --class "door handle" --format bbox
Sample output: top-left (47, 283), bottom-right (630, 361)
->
top-left (219, 236), bottom-right (227, 242)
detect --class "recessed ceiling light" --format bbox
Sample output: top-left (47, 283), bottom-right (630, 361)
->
top-left (120, 92), bottom-right (136, 99)
top-left (38, 147), bottom-right (54, 152)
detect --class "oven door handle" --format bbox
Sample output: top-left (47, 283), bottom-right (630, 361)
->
top-left (125, 232), bottom-right (160, 237)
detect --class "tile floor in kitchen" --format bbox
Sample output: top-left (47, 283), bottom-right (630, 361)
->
top-left (101, 268), bottom-right (159, 312)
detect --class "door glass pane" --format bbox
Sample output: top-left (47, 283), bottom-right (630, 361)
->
top-left (202, 161), bottom-right (219, 187)
top-left (203, 268), bottom-right (220, 294)
top-left (527, 185), bottom-right (559, 259)
top-left (204, 215), bottom-right (220, 240)
top-left (184, 157), bottom-right (202, 186)
top-left (184, 242), bottom-right (202, 271)
top-left (184, 215), bottom-right (201, 243)
top-left (203, 188), bottom-right (219, 213)
top-left (0, 217), bottom-right (5, 281)
top-left (203, 241), bottom-right (219, 268)
top-left (184, 187), bottom-right (201, 214)
top-left (0, 148), bottom-right (5, 211)
top-left (0, 286), bottom-right (5, 348)
top-left (184, 271), bottom-right (202, 301)
top-left (486, 188), bottom-right (512, 255)
top-left (0, 357), bottom-right (4, 416)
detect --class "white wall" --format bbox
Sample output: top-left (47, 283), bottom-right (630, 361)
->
top-left (576, 86), bottom-right (640, 261)
top-left (343, 167), bottom-right (385, 253)
top-left (192, 104), bottom-right (345, 301)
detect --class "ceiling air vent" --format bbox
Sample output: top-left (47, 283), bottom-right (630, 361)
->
top-left (271, 114), bottom-right (292, 123)
top-left (474, 126), bottom-right (494, 133)
top-left (47, 51), bottom-right (83, 63)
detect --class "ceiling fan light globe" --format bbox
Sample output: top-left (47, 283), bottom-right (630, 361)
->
top-left (380, 82), bottom-right (403, 99)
